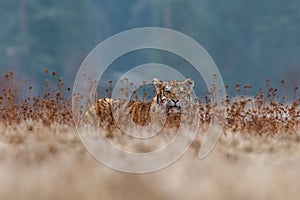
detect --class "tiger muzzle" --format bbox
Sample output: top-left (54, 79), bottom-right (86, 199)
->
top-left (168, 99), bottom-right (181, 108)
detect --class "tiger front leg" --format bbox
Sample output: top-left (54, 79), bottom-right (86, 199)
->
top-left (97, 113), bottom-right (114, 138)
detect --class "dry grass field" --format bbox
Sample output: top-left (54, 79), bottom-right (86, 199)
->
top-left (1, 124), bottom-right (300, 200)
top-left (0, 71), bottom-right (300, 200)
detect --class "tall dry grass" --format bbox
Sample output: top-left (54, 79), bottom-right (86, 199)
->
top-left (0, 70), bottom-right (300, 199)
top-left (1, 71), bottom-right (299, 135)
top-left (0, 123), bottom-right (300, 200)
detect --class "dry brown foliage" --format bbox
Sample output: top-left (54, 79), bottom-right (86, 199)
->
top-left (0, 71), bottom-right (300, 200)
top-left (1, 71), bottom-right (299, 136)
top-left (0, 71), bottom-right (73, 127)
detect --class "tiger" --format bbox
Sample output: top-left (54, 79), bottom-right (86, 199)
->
top-left (80, 78), bottom-right (195, 137)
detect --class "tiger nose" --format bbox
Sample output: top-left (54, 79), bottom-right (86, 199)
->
top-left (171, 99), bottom-right (181, 107)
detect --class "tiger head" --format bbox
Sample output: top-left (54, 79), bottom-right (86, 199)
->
top-left (152, 78), bottom-right (194, 110)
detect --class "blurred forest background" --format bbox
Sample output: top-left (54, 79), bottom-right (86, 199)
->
top-left (0, 0), bottom-right (299, 97)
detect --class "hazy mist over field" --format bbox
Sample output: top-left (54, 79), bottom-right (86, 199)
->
top-left (0, 1), bottom-right (300, 199)
top-left (0, 124), bottom-right (300, 200)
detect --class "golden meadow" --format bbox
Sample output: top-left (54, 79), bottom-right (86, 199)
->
top-left (1, 70), bottom-right (300, 200)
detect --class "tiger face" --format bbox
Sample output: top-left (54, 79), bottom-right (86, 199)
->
top-left (152, 78), bottom-right (194, 111)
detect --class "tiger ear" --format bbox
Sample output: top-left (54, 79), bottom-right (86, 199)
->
top-left (152, 78), bottom-right (162, 89)
top-left (183, 78), bottom-right (194, 89)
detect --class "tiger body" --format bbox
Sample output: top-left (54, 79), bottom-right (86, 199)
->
top-left (81, 78), bottom-right (195, 137)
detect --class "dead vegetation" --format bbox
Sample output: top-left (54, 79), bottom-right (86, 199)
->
top-left (1, 71), bottom-right (299, 136)
top-left (0, 70), bottom-right (299, 155)
top-left (0, 70), bottom-right (73, 126)
top-left (1, 70), bottom-right (300, 199)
